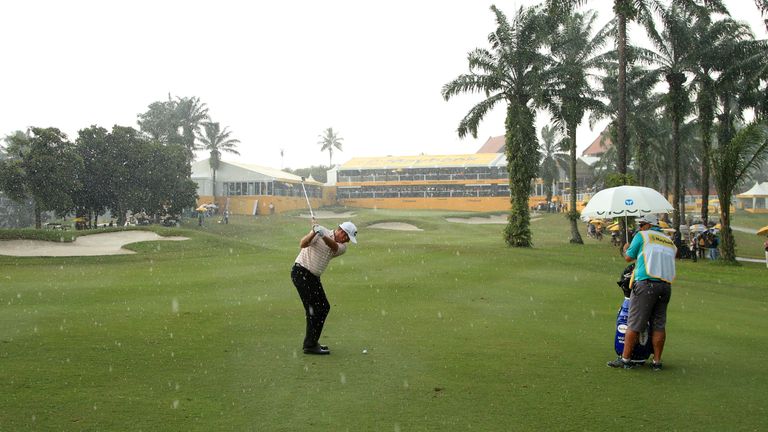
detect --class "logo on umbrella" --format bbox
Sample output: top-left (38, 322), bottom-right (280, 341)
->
top-left (625, 199), bottom-right (634, 206)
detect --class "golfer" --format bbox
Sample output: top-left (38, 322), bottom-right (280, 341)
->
top-left (291, 220), bottom-right (357, 355)
top-left (609, 214), bottom-right (676, 371)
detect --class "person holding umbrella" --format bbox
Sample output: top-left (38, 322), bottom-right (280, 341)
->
top-left (291, 220), bottom-right (358, 355)
top-left (608, 214), bottom-right (676, 371)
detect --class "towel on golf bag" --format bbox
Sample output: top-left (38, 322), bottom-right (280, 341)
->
top-left (614, 263), bottom-right (653, 362)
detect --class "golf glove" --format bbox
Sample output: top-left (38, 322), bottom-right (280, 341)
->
top-left (313, 225), bottom-right (325, 237)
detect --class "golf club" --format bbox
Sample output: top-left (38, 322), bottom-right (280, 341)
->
top-left (300, 176), bottom-right (315, 220)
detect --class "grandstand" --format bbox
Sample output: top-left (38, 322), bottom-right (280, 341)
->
top-left (334, 153), bottom-right (556, 212)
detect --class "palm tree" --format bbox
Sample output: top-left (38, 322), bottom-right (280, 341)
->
top-left (711, 122), bottom-right (768, 262)
top-left (541, 10), bottom-right (610, 244)
top-left (643, 3), bottom-right (704, 233)
top-left (317, 128), bottom-right (343, 167)
top-left (546, 0), bottom-right (659, 179)
top-left (196, 122), bottom-right (240, 200)
top-left (590, 56), bottom-right (663, 186)
top-left (176, 96), bottom-right (209, 164)
top-left (442, 5), bottom-right (549, 247)
top-left (547, 0), bottom-right (728, 179)
top-left (690, 13), bottom-right (752, 225)
top-left (538, 125), bottom-right (568, 203)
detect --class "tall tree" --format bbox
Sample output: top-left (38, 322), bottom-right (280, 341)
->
top-left (196, 122), bottom-right (241, 200)
top-left (644, 3), bottom-right (700, 233)
top-left (538, 125), bottom-right (568, 203)
top-left (711, 122), bottom-right (768, 262)
top-left (547, 0), bottom-right (727, 179)
top-left (137, 97), bottom-right (181, 145)
top-left (690, 13), bottom-right (751, 224)
top-left (106, 126), bottom-right (197, 221)
top-left (592, 54), bottom-right (663, 186)
top-left (317, 127), bottom-right (344, 167)
top-left (547, 0), bottom-right (658, 179)
top-left (137, 94), bottom-right (209, 165)
top-left (443, 4), bottom-right (549, 247)
top-left (74, 126), bottom-right (114, 226)
top-left (0, 128), bottom-right (83, 228)
top-left (176, 96), bottom-right (209, 164)
top-left (541, 10), bottom-right (609, 244)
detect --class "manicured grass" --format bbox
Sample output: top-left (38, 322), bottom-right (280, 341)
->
top-left (1, 210), bottom-right (766, 431)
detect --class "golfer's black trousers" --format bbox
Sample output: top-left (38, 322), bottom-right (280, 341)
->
top-left (291, 263), bottom-right (330, 349)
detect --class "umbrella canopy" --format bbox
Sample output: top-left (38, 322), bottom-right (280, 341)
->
top-left (690, 224), bottom-right (707, 232)
top-left (608, 224), bottom-right (621, 232)
top-left (580, 186), bottom-right (674, 221)
top-left (757, 225), bottom-right (768, 236)
top-left (196, 205), bottom-right (207, 212)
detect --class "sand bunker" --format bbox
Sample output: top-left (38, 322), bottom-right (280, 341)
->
top-left (368, 222), bottom-right (423, 231)
top-left (0, 231), bottom-right (189, 257)
top-left (446, 215), bottom-right (542, 224)
top-left (298, 210), bottom-right (356, 219)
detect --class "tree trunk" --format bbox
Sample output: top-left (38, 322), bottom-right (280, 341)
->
top-left (667, 72), bottom-right (686, 233)
top-left (680, 183), bottom-right (686, 228)
top-left (568, 126), bottom-right (583, 244)
top-left (701, 125), bottom-right (711, 224)
top-left (699, 80), bottom-right (715, 225)
top-left (617, 10), bottom-right (629, 176)
top-left (503, 103), bottom-right (537, 247)
top-left (35, 204), bottom-right (42, 229)
top-left (718, 195), bottom-right (736, 263)
top-left (638, 138), bottom-right (647, 186)
top-left (672, 117), bottom-right (681, 232)
top-left (212, 169), bottom-right (217, 201)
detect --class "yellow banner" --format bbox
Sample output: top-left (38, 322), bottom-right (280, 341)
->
top-left (341, 154), bottom-right (502, 169)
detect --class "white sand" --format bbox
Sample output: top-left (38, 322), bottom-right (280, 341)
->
top-left (368, 222), bottom-right (423, 231)
top-left (298, 210), bottom-right (356, 219)
top-left (0, 231), bottom-right (189, 257)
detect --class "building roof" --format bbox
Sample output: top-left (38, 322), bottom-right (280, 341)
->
top-left (191, 159), bottom-right (322, 185)
top-left (476, 135), bottom-right (505, 153)
top-left (339, 153), bottom-right (506, 170)
top-left (582, 129), bottom-right (612, 156)
top-left (737, 181), bottom-right (768, 197)
top-left (579, 155), bottom-right (601, 167)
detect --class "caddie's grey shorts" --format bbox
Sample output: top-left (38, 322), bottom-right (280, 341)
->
top-left (628, 279), bottom-right (671, 332)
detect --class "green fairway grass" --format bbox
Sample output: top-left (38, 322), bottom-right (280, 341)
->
top-left (1, 210), bottom-right (766, 431)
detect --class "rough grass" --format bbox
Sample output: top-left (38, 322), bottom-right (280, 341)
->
top-left (1, 210), bottom-right (766, 431)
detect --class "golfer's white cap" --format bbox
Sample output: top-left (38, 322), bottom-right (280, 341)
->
top-left (339, 221), bottom-right (358, 244)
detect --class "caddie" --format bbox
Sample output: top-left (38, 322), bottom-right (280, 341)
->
top-left (608, 214), bottom-right (676, 371)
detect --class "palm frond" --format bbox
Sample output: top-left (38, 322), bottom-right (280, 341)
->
top-left (456, 94), bottom-right (505, 139)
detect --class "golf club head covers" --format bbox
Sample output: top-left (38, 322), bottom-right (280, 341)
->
top-left (617, 263), bottom-right (635, 298)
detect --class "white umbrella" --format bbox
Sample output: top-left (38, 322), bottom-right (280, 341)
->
top-left (580, 186), bottom-right (674, 242)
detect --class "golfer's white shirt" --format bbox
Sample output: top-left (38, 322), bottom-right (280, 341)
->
top-left (295, 228), bottom-right (347, 277)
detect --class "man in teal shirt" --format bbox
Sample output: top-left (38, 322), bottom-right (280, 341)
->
top-left (608, 214), bottom-right (676, 371)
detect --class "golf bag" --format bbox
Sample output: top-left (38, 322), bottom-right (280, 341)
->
top-left (614, 263), bottom-right (653, 363)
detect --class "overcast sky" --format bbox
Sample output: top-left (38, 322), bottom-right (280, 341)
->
top-left (1, 1), bottom-right (765, 170)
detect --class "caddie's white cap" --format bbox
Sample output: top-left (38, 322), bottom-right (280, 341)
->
top-left (339, 221), bottom-right (357, 244)
top-left (636, 214), bottom-right (659, 226)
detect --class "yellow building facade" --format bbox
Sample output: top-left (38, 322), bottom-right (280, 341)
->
top-left (333, 154), bottom-right (555, 212)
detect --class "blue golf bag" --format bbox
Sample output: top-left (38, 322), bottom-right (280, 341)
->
top-left (614, 263), bottom-right (653, 363)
